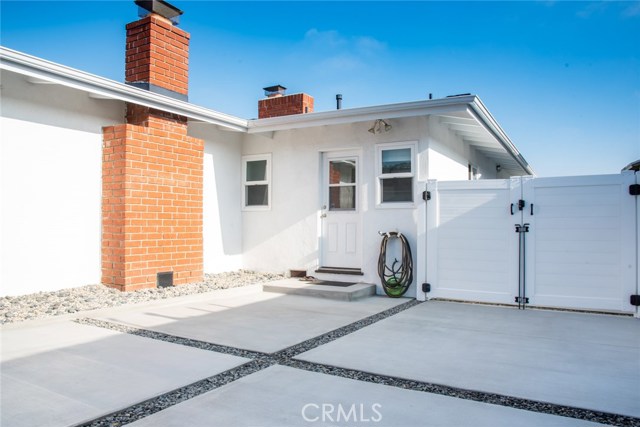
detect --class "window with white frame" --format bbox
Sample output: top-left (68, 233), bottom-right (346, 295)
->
top-left (376, 143), bottom-right (415, 205)
top-left (242, 154), bottom-right (271, 210)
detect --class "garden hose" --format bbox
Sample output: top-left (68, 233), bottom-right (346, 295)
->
top-left (377, 231), bottom-right (413, 297)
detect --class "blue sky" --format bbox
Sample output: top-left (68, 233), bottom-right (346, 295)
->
top-left (1, 1), bottom-right (638, 177)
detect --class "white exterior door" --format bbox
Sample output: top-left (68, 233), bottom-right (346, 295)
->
top-left (320, 152), bottom-right (362, 269)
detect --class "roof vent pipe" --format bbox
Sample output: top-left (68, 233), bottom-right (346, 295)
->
top-left (336, 94), bottom-right (342, 110)
top-left (428, 93), bottom-right (433, 100)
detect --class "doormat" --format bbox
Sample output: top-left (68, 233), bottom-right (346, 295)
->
top-left (299, 278), bottom-right (356, 287)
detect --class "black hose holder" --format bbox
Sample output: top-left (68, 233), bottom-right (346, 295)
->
top-left (377, 231), bottom-right (413, 298)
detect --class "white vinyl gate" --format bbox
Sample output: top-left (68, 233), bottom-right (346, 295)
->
top-left (424, 173), bottom-right (638, 315)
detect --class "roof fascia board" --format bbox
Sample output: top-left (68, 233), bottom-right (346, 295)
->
top-left (467, 98), bottom-right (535, 176)
top-left (247, 96), bottom-right (477, 134)
top-left (0, 47), bottom-right (249, 132)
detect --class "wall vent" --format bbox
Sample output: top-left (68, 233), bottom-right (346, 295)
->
top-left (157, 271), bottom-right (174, 288)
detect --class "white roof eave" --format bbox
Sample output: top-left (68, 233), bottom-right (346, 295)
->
top-left (248, 95), bottom-right (533, 176)
top-left (246, 95), bottom-right (478, 133)
top-left (0, 46), bottom-right (249, 132)
top-left (467, 97), bottom-right (535, 176)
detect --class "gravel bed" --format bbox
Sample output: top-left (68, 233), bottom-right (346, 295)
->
top-left (282, 360), bottom-right (639, 427)
top-left (0, 270), bottom-right (283, 325)
top-left (75, 317), bottom-right (270, 361)
top-left (77, 360), bottom-right (274, 427)
top-left (275, 298), bottom-right (421, 359)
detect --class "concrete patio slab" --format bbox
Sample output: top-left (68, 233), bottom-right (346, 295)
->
top-left (1, 321), bottom-right (248, 427)
top-left (95, 290), bottom-right (406, 353)
top-left (296, 301), bottom-right (640, 418)
top-left (128, 365), bottom-right (600, 427)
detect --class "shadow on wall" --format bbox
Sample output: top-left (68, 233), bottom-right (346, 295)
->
top-left (192, 123), bottom-right (243, 272)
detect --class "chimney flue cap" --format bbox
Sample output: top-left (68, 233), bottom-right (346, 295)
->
top-left (263, 85), bottom-right (287, 98)
top-left (135, 0), bottom-right (183, 25)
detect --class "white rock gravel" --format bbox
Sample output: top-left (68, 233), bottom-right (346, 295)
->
top-left (0, 270), bottom-right (284, 324)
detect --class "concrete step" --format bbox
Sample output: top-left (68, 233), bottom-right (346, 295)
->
top-left (263, 278), bottom-right (376, 301)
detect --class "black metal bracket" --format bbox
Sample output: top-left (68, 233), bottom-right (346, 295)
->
top-left (511, 200), bottom-right (526, 215)
top-left (630, 184), bottom-right (640, 196)
top-left (630, 295), bottom-right (640, 306)
top-left (515, 223), bottom-right (530, 309)
top-left (422, 191), bottom-right (431, 201)
top-left (422, 283), bottom-right (431, 293)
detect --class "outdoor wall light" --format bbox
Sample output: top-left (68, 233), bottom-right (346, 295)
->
top-left (368, 119), bottom-right (392, 134)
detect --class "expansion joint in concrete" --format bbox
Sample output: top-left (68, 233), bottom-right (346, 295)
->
top-left (73, 299), bottom-right (639, 427)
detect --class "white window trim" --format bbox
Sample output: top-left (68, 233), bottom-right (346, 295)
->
top-left (375, 142), bottom-right (417, 209)
top-left (242, 153), bottom-right (271, 211)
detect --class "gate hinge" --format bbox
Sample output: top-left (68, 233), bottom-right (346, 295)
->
top-left (630, 295), bottom-right (640, 306)
top-left (630, 184), bottom-right (640, 196)
top-left (515, 296), bottom-right (529, 304)
top-left (515, 224), bottom-right (530, 233)
top-left (422, 191), bottom-right (431, 201)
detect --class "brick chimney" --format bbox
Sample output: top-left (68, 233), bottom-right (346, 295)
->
top-left (101, 0), bottom-right (204, 291)
top-left (125, 0), bottom-right (189, 100)
top-left (258, 85), bottom-right (314, 119)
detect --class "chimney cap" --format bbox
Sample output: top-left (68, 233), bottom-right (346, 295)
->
top-left (135, 0), bottom-right (183, 23)
top-left (263, 85), bottom-right (287, 97)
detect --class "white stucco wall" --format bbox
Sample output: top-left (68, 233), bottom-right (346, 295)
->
top-left (189, 123), bottom-right (243, 273)
top-left (427, 115), bottom-right (499, 181)
top-left (0, 71), bottom-right (123, 296)
top-left (241, 117), bottom-right (433, 296)
top-left (240, 114), bottom-right (506, 297)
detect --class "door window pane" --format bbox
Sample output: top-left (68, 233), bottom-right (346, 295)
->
top-left (329, 186), bottom-right (356, 210)
top-left (382, 148), bottom-right (411, 174)
top-left (329, 160), bottom-right (356, 184)
top-left (246, 160), bottom-right (267, 182)
top-left (381, 178), bottom-right (413, 202)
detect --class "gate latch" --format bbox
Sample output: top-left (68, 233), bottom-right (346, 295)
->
top-left (630, 295), bottom-right (640, 306)
top-left (515, 224), bottom-right (530, 233)
top-left (630, 184), bottom-right (640, 196)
